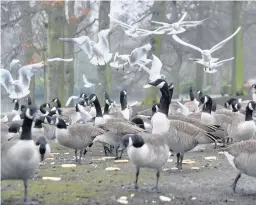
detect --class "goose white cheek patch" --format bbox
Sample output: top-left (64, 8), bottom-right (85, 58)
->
top-left (248, 102), bottom-right (254, 111)
top-left (26, 109), bottom-right (33, 119)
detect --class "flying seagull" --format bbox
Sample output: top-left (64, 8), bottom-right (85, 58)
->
top-left (83, 74), bottom-right (95, 88)
top-left (108, 14), bottom-right (165, 38)
top-left (0, 62), bottom-right (45, 99)
top-left (172, 27), bottom-right (241, 65)
top-left (47, 58), bottom-right (73, 62)
top-left (151, 12), bottom-right (208, 35)
top-left (200, 57), bottom-right (234, 74)
top-left (136, 55), bottom-right (165, 88)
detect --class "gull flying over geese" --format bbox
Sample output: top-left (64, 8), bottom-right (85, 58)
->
top-left (190, 57), bottom-right (234, 74)
top-left (172, 27), bottom-right (241, 66)
top-left (47, 58), bottom-right (73, 62)
top-left (0, 62), bottom-right (45, 99)
top-left (108, 14), bottom-right (165, 38)
top-left (151, 12), bottom-right (208, 35)
top-left (83, 74), bottom-right (95, 88)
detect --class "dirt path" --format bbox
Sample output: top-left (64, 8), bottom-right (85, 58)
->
top-left (2, 142), bottom-right (256, 205)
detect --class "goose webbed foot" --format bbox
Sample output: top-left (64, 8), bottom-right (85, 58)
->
top-left (152, 170), bottom-right (160, 192)
top-left (231, 173), bottom-right (241, 193)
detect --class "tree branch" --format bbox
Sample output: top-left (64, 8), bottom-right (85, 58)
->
top-left (74, 18), bottom-right (98, 36)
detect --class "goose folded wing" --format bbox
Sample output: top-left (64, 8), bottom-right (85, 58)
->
top-left (225, 140), bottom-right (256, 156)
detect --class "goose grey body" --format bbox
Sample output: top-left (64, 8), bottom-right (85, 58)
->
top-left (54, 117), bottom-right (105, 163)
top-left (1, 105), bottom-right (40, 202)
top-left (224, 140), bottom-right (256, 193)
top-left (119, 133), bottom-right (169, 190)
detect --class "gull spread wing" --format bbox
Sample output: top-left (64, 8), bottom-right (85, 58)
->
top-left (215, 57), bottom-right (234, 66)
top-left (177, 12), bottom-right (187, 23)
top-left (83, 74), bottom-right (89, 85)
top-left (97, 29), bottom-right (110, 52)
top-left (210, 27), bottom-right (241, 53)
top-left (108, 14), bottom-right (131, 29)
top-left (18, 62), bottom-right (44, 89)
top-left (151, 20), bottom-right (170, 26)
top-left (47, 58), bottom-right (73, 62)
top-left (149, 55), bottom-right (163, 81)
top-left (0, 69), bottom-right (14, 93)
top-left (172, 35), bottom-right (203, 53)
top-left (65, 96), bottom-right (79, 107)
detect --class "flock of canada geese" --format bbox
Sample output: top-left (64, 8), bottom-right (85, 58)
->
top-left (1, 79), bottom-right (256, 203)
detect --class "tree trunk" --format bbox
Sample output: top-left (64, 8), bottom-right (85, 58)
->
top-left (63, 1), bottom-right (75, 106)
top-left (46, 4), bottom-right (65, 103)
top-left (142, 0), bottom-right (165, 105)
top-left (97, 1), bottom-right (111, 105)
top-left (195, 2), bottom-right (205, 92)
top-left (231, 1), bottom-right (244, 95)
top-left (20, 2), bottom-right (35, 103)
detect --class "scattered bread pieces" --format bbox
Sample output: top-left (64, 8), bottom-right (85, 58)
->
top-left (61, 164), bottom-right (76, 168)
top-left (159, 195), bottom-right (171, 202)
top-left (105, 167), bottom-right (120, 171)
top-left (42, 177), bottom-right (61, 181)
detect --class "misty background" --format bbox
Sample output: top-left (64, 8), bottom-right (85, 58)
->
top-left (1, 0), bottom-right (256, 112)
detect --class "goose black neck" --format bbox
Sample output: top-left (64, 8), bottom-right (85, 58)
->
top-left (103, 103), bottom-right (110, 115)
top-left (202, 98), bottom-right (212, 114)
top-left (92, 97), bottom-right (103, 117)
top-left (20, 117), bottom-right (33, 140)
top-left (198, 92), bottom-right (203, 100)
top-left (169, 89), bottom-right (173, 104)
top-left (34, 119), bottom-right (42, 128)
top-left (56, 99), bottom-right (61, 108)
top-left (120, 96), bottom-right (128, 111)
top-left (14, 101), bottom-right (19, 111)
top-left (27, 98), bottom-right (32, 105)
top-left (159, 84), bottom-right (170, 116)
top-left (245, 107), bottom-right (253, 121)
top-left (189, 89), bottom-right (195, 101)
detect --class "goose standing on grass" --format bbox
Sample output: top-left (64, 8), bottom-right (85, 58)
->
top-left (119, 133), bottom-right (169, 190)
top-left (1, 105), bottom-right (40, 203)
top-left (223, 140), bottom-right (256, 193)
top-left (148, 79), bottom-right (220, 169)
top-left (52, 117), bottom-right (105, 163)
top-left (88, 93), bottom-right (145, 159)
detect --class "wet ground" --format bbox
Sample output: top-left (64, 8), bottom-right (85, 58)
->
top-left (2, 141), bottom-right (256, 205)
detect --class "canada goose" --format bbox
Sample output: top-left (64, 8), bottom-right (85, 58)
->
top-left (227, 101), bottom-right (256, 142)
top-left (224, 98), bottom-right (239, 110)
top-left (52, 117), bottom-right (105, 163)
top-left (32, 118), bottom-right (45, 142)
top-left (1, 105), bottom-right (40, 203)
top-left (184, 86), bottom-right (199, 112)
top-left (196, 90), bottom-right (203, 101)
top-left (149, 79), bottom-right (220, 169)
top-left (223, 140), bottom-right (256, 193)
top-left (39, 103), bottom-right (51, 115)
top-left (118, 133), bottom-right (169, 190)
top-left (88, 93), bottom-right (145, 159)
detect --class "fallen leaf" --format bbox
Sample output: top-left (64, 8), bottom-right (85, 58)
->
top-left (159, 195), bottom-right (171, 202)
top-left (170, 167), bottom-right (178, 170)
top-left (182, 159), bottom-right (195, 164)
top-left (42, 177), bottom-right (61, 181)
top-left (204, 156), bottom-right (217, 161)
top-left (191, 167), bottom-right (200, 170)
top-left (114, 160), bottom-right (129, 163)
top-left (105, 167), bottom-right (120, 171)
top-left (61, 164), bottom-right (76, 168)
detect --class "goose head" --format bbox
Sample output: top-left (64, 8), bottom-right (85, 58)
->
top-left (26, 96), bottom-right (32, 105)
top-left (36, 136), bottom-right (48, 162)
top-left (25, 104), bottom-right (38, 120)
top-left (198, 95), bottom-right (211, 107)
top-left (148, 78), bottom-right (167, 89)
top-left (118, 134), bottom-right (145, 152)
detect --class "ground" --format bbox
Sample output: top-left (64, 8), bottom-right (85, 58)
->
top-left (1, 141), bottom-right (256, 205)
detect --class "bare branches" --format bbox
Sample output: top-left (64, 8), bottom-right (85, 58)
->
top-left (74, 18), bottom-right (98, 36)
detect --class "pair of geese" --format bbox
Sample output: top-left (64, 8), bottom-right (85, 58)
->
top-left (119, 79), bottom-right (256, 192)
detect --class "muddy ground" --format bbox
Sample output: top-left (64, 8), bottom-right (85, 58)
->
top-left (2, 141), bottom-right (256, 205)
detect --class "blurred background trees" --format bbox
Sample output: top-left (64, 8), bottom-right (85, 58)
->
top-left (1, 0), bottom-right (256, 109)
